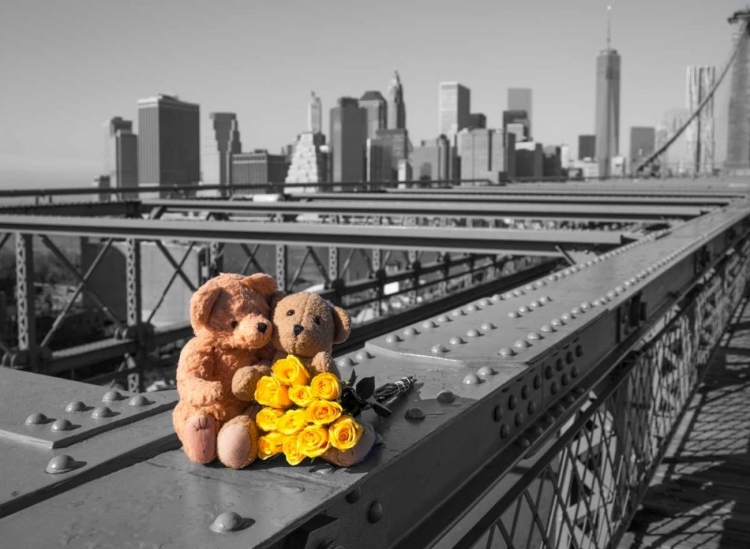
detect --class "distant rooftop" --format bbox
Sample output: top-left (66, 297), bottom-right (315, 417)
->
top-left (360, 91), bottom-right (386, 102)
top-left (137, 94), bottom-right (199, 107)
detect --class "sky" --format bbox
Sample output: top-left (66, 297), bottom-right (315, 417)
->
top-left (0, 0), bottom-right (745, 189)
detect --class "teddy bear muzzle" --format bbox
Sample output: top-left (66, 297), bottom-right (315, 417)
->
top-left (232, 313), bottom-right (273, 348)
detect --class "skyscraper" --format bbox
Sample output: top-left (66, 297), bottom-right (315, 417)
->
top-left (507, 89), bottom-right (532, 138)
top-left (457, 128), bottom-right (512, 183)
top-left (308, 92), bottom-right (322, 134)
top-left (578, 135), bottom-right (596, 160)
top-left (366, 138), bottom-right (393, 182)
top-left (439, 82), bottom-right (471, 137)
top-left (657, 108), bottom-right (690, 175)
top-left (230, 150), bottom-right (288, 189)
top-left (330, 97), bottom-right (367, 183)
top-left (726, 11), bottom-right (750, 175)
top-left (387, 71), bottom-right (406, 130)
top-left (685, 66), bottom-right (716, 175)
top-left (103, 117), bottom-right (138, 198)
top-left (285, 132), bottom-right (329, 185)
top-left (137, 94), bottom-right (200, 197)
top-left (630, 127), bottom-right (656, 172)
top-left (203, 113), bottom-right (241, 186)
top-left (594, 11), bottom-right (621, 178)
top-left (503, 110), bottom-right (530, 142)
top-left (359, 91), bottom-right (388, 139)
top-left (469, 113), bottom-right (487, 129)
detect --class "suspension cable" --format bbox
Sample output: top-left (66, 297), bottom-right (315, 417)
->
top-left (636, 18), bottom-right (748, 173)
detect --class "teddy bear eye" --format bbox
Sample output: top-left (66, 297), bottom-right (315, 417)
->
top-left (314, 316), bottom-right (321, 325)
top-left (286, 309), bottom-right (295, 316)
top-left (230, 320), bottom-right (238, 328)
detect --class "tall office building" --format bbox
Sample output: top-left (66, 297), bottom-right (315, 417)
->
top-left (542, 146), bottom-right (562, 178)
top-left (360, 91), bottom-right (388, 139)
top-left (457, 128), bottom-right (512, 183)
top-left (595, 36), bottom-right (621, 178)
top-left (285, 132), bottom-right (329, 185)
top-left (330, 97), bottom-right (367, 182)
top-left (469, 113), bottom-right (487, 129)
top-left (657, 108), bottom-right (690, 175)
top-left (726, 11), bottom-right (750, 174)
top-left (411, 136), bottom-right (452, 181)
top-left (203, 113), bottom-right (241, 186)
top-left (515, 142), bottom-right (544, 179)
top-left (375, 128), bottom-right (409, 179)
top-left (439, 82), bottom-right (471, 137)
top-left (230, 150), bottom-right (288, 189)
top-left (366, 138), bottom-right (393, 182)
top-left (629, 127), bottom-right (656, 172)
top-left (502, 110), bottom-right (529, 142)
top-left (578, 135), bottom-right (596, 160)
top-left (137, 94), bottom-right (200, 197)
top-left (103, 117), bottom-right (138, 198)
top-left (507, 89), bottom-right (532, 138)
top-left (308, 92), bottom-right (323, 134)
top-left (387, 71), bottom-right (406, 130)
top-left (685, 66), bottom-right (716, 175)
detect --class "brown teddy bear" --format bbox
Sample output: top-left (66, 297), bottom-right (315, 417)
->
top-left (270, 292), bottom-right (351, 378)
top-left (172, 272), bottom-right (281, 469)
top-left (271, 292), bottom-right (376, 466)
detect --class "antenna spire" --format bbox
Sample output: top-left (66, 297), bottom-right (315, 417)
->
top-left (607, 5), bottom-right (612, 49)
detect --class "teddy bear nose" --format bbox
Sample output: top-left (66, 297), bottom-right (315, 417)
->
top-left (257, 322), bottom-right (267, 334)
top-left (293, 324), bottom-right (304, 336)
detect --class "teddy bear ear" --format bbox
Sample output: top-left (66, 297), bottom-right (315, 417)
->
top-left (240, 273), bottom-right (278, 299)
top-left (270, 290), bottom-right (286, 311)
top-left (331, 306), bottom-right (351, 344)
top-left (189, 283), bottom-right (222, 331)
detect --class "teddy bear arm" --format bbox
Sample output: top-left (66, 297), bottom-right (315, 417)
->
top-left (310, 351), bottom-right (339, 377)
top-left (176, 344), bottom-right (224, 406)
top-left (232, 362), bottom-right (272, 402)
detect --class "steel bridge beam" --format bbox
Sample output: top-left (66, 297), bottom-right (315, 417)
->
top-left (0, 214), bottom-right (631, 255)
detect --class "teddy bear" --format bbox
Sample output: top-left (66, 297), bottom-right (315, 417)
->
top-left (271, 292), bottom-right (376, 466)
top-left (172, 272), bottom-right (282, 470)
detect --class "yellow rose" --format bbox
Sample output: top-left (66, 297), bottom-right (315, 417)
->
top-left (297, 424), bottom-right (331, 458)
top-left (304, 399), bottom-right (343, 425)
top-left (310, 372), bottom-right (341, 400)
top-left (272, 355), bottom-right (311, 386)
top-left (329, 415), bottom-right (364, 451)
top-left (254, 376), bottom-right (292, 409)
top-left (255, 407), bottom-right (285, 432)
top-left (289, 385), bottom-right (315, 407)
top-left (283, 435), bottom-right (305, 466)
top-left (276, 409), bottom-right (308, 436)
top-left (258, 432), bottom-right (285, 460)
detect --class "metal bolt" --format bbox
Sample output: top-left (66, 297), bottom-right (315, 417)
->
top-left (25, 412), bottom-right (48, 425)
top-left (515, 413), bottom-right (525, 427)
top-left (508, 311), bottom-right (521, 318)
top-left (517, 437), bottom-right (531, 448)
top-left (550, 382), bottom-right (559, 395)
top-left (498, 347), bottom-right (516, 357)
top-left (128, 395), bottom-right (150, 407)
top-left (575, 345), bottom-right (583, 357)
top-left (556, 358), bottom-right (564, 371)
top-left (479, 298), bottom-right (492, 306)
top-left (540, 324), bottom-right (555, 333)
top-left (102, 390), bottom-right (124, 403)
top-left (405, 408), bottom-right (425, 420)
top-left (477, 366), bottom-right (496, 377)
top-left (91, 406), bottom-right (114, 419)
top-left (466, 304), bottom-right (480, 312)
top-left (527, 332), bottom-right (543, 340)
top-left (437, 391), bottom-right (456, 404)
top-left (452, 308), bottom-right (466, 316)
top-left (491, 293), bottom-right (503, 301)
top-left (514, 339), bottom-right (531, 349)
top-left (518, 306), bottom-right (530, 313)
top-left (550, 318), bottom-right (565, 327)
top-left (571, 367), bottom-right (579, 378)
top-left (45, 455), bottom-right (78, 475)
top-left (528, 401), bottom-right (537, 415)
top-left (51, 419), bottom-right (74, 432)
top-left (65, 401), bottom-right (86, 413)
top-left (402, 327), bottom-right (418, 337)
top-left (566, 352), bottom-right (574, 364)
top-left (356, 350), bottom-right (373, 360)
top-left (421, 320), bottom-right (437, 329)
top-left (545, 366), bottom-right (554, 380)
top-left (337, 357), bottom-right (355, 368)
top-left (462, 373), bottom-right (482, 385)
top-left (481, 322), bottom-right (496, 331)
top-left (508, 395), bottom-right (517, 409)
top-left (368, 502), bottom-right (384, 524)
top-left (513, 289), bottom-right (525, 297)
top-left (346, 487), bottom-right (362, 504)
top-left (493, 405), bottom-right (502, 422)
top-left (466, 329), bottom-right (481, 338)
top-left (436, 314), bottom-right (451, 323)
top-left (500, 424), bottom-right (510, 438)
top-left (449, 336), bottom-right (465, 345)
top-left (385, 334), bottom-right (402, 344)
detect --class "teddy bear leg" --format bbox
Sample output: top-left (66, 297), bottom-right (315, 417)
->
top-left (217, 415), bottom-right (260, 470)
top-left (181, 413), bottom-right (219, 464)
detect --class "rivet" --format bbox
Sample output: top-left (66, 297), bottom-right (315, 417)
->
top-left (561, 312), bottom-right (574, 322)
top-left (481, 322), bottom-right (496, 331)
top-left (355, 350), bottom-right (373, 360)
top-left (533, 375), bottom-right (541, 389)
top-left (527, 332), bottom-right (543, 341)
top-left (562, 374), bottom-right (570, 386)
top-left (540, 324), bottom-right (556, 333)
top-left (128, 395), bottom-right (150, 407)
top-left (550, 382), bottom-right (559, 395)
top-left (451, 309), bottom-right (466, 317)
top-left (500, 424), bottom-right (510, 438)
top-left (491, 294), bottom-right (503, 301)
top-left (431, 344), bottom-right (448, 354)
top-left (529, 300), bottom-right (541, 308)
top-left (45, 455), bottom-right (78, 475)
top-left (508, 311), bottom-right (521, 318)
top-left (525, 284), bottom-right (535, 291)
top-left (508, 395), bottom-right (517, 409)
top-left (385, 334), bottom-right (402, 344)
top-left (477, 366), bottom-right (496, 377)
top-left (600, 295), bottom-right (610, 303)
top-left (581, 302), bottom-right (592, 310)
top-left (493, 405), bottom-right (502, 422)
top-left (518, 306), bottom-right (530, 313)
top-left (462, 373), bottom-right (482, 385)
top-left (346, 487), bottom-right (362, 503)
top-left (368, 501), bottom-right (384, 524)
top-left (535, 280), bottom-right (547, 287)
top-left (615, 285), bottom-right (624, 294)
top-left (402, 327), bottom-right (419, 337)
top-left (466, 304), bottom-right (480, 312)
top-left (102, 390), bottom-right (124, 403)
top-left (437, 314), bottom-right (451, 322)
top-left (545, 366), bottom-right (554, 379)
top-left (337, 357), bottom-right (355, 368)
top-left (517, 437), bottom-right (531, 448)
top-left (629, 277), bottom-right (638, 285)
top-left (25, 412), bottom-right (48, 425)
top-left (528, 401), bottom-right (537, 415)
top-left (565, 395), bottom-right (576, 405)
top-left (421, 320), bottom-right (437, 329)
top-left (65, 401), bottom-right (86, 413)
top-left (556, 358), bottom-right (564, 371)
top-left (479, 298), bottom-right (492, 306)
top-left (540, 295), bottom-right (552, 303)
top-left (575, 345), bottom-right (583, 357)
top-left (514, 339), bottom-right (531, 349)
top-left (592, 299), bottom-right (602, 307)
top-left (571, 307), bottom-right (582, 315)
top-left (502, 292), bottom-right (513, 300)
top-left (566, 352), bottom-right (574, 364)
top-left (624, 280), bottom-right (633, 287)
top-left (571, 367), bottom-right (579, 378)
top-left (515, 413), bottom-right (525, 427)
top-left (405, 408), bottom-right (425, 420)
top-left (466, 329), bottom-right (482, 338)
top-left (51, 419), bottom-right (74, 432)
top-left (437, 391), bottom-right (456, 404)
top-left (513, 290), bottom-right (525, 297)
top-left (498, 347), bottom-right (516, 357)
top-left (91, 406), bottom-right (114, 419)
top-left (210, 511), bottom-right (250, 533)
top-left (551, 318), bottom-right (565, 327)
top-left (521, 385), bottom-right (529, 399)
top-left (606, 290), bottom-right (617, 299)
top-left (570, 266), bottom-right (579, 273)
top-left (449, 336), bottom-right (465, 345)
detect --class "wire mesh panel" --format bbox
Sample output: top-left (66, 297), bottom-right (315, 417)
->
top-left (461, 245), bottom-right (750, 549)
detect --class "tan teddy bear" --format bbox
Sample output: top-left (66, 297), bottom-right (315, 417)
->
top-left (270, 292), bottom-right (351, 377)
top-left (172, 272), bottom-right (281, 469)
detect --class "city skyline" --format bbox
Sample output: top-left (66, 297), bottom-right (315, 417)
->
top-left (0, 0), bottom-right (742, 188)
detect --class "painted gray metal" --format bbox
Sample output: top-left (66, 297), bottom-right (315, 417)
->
top-left (0, 214), bottom-right (630, 255)
top-left (0, 202), bottom-right (748, 548)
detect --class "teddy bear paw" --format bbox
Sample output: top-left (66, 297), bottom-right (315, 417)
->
top-left (182, 414), bottom-right (219, 464)
top-left (217, 415), bottom-right (260, 469)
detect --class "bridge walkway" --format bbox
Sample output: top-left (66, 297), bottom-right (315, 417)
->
top-left (619, 295), bottom-right (750, 549)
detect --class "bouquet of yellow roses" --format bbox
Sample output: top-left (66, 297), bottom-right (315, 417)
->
top-left (254, 354), bottom-right (416, 466)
